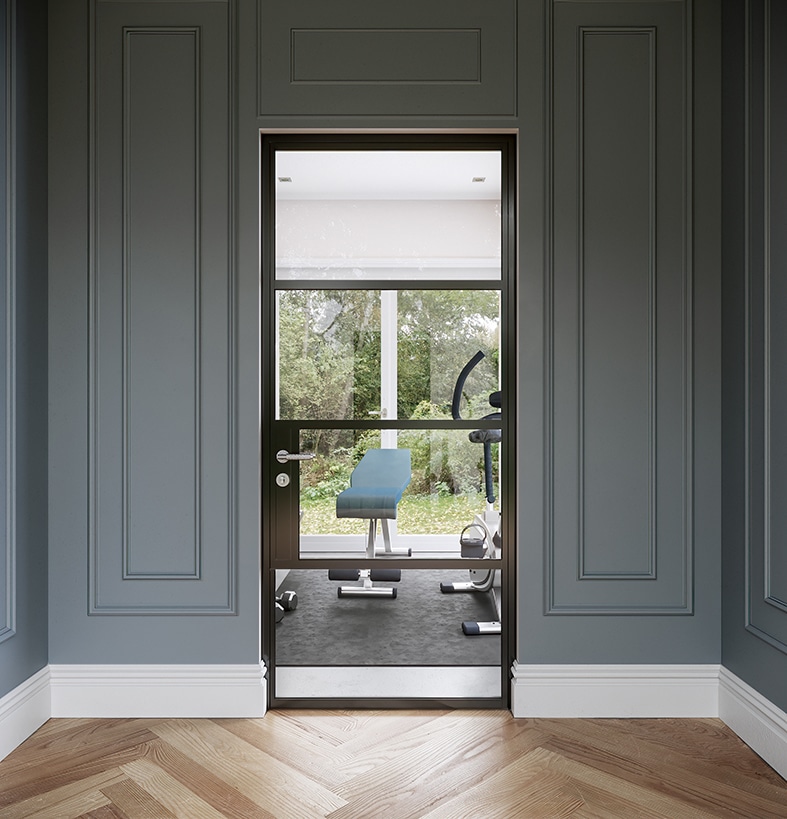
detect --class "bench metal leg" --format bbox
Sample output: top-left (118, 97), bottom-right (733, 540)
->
top-left (338, 569), bottom-right (398, 598)
top-left (328, 568), bottom-right (400, 598)
top-left (366, 518), bottom-right (411, 557)
top-left (366, 519), bottom-right (377, 559)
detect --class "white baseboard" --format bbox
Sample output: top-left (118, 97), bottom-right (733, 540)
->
top-left (4, 662), bottom-right (787, 784)
top-left (0, 667), bottom-right (51, 762)
top-left (719, 667), bottom-right (787, 781)
top-left (49, 663), bottom-right (267, 718)
top-left (511, 663), bottom-right (721, 718)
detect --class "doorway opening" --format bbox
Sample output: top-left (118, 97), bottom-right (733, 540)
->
top-left (261, 135), bottom-right (516, 707)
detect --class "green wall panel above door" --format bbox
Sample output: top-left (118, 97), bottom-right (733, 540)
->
top-left (257, 0), bottom-right (517, 118)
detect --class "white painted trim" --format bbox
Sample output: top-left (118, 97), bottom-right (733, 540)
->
top-left (510, 663), bottom-right (720, 718)
top-left (719, 667), bottom-right (787, 781)
top-left (0, 667), bottom-right (50, 762)
top-left (275, 665), bottom-right (501, 699)
top-left (2, 661), bottom-right (786, 785)
top-left (49, 663), bottom-right (267, 718)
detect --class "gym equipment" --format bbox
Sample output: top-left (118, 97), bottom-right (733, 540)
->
top-left (277, 590), bottom-right (298, 611)
top-left (440, 351), bottom-right (502, 635)
top-left (328, 568), bottom-right (401, 599)
top-left (336, 448), bottom-right (412, 558)
top-left (459, 521), bottom-right (489, 559)
top-left (452, 351), bottom-right (501, 510)
top-left (442, 516), bottom-right (502, 635)
top-left (331, 448), bottom-right (412, 598)
top-left (274, 589), bottom-right (298, 623)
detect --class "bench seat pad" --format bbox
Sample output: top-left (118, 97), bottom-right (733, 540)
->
top-left (335, 449), bottom-right (411, 520)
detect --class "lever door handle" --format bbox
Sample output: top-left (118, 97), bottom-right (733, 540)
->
top-left (276, 449), bottom-right (316, 464)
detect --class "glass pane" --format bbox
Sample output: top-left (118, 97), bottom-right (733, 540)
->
top-left (397, 290), bottom-right (500, 420)
top-left (276, 289), bottom-right (500, 422)
top-left (297, 429), bottom-right (502, 560)
top-left (277, 290), bottom-right (381, 421)
top-left (275, 150), bottom-right (501, 282)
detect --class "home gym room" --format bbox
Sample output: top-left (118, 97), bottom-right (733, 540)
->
top-left (261, 138), bottom-right (515, 704)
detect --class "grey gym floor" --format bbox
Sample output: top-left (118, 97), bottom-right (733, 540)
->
top-left (275, 568), bottom-right (500, 667)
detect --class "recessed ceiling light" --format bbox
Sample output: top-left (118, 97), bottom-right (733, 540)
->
top-left (472, 177), bottom-right (486, 183)
top-left (278, 176), bottom-right (292, 183)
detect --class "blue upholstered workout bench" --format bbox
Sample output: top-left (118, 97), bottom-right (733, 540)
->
top-left (336, 448), bottom-right (412, 559)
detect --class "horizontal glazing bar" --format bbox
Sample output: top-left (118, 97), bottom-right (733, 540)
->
top-left (272, 279), bottom-right (503, 291)
top-left (275, 419), bottom-right (503, 430)
top-left (270, 559), bottom-right (504, 571)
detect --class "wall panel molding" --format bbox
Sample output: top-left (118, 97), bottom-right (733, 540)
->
top-left (576, 26), bottom-right (657, 581)
top-left (546, 0), bottom-right (691, 614)
top-left (0, 0), bottom-right (15, 645)
top-left (290, 28), bottom-right (482, 85)
top-left (120, 26), bottom-right (202, 581)
top-left (89, 0), bottom-right (237, 614)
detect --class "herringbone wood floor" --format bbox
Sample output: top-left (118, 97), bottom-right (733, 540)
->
top-left (0, 711), bottom-right (785, 818)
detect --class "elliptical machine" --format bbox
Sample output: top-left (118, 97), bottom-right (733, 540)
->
top-left (440, 351), bottom-right (502, 636)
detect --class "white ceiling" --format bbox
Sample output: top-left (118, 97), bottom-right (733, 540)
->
top-left (274, 150), bottom-right (502, 201)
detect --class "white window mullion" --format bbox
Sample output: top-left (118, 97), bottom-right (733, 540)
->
top-left (380, 291), bottom-right (399, 536)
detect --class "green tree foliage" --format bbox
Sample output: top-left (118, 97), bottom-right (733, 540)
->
top-left (397, 289), bottom-right (500, 419)
top-left (277, 288), bottom-right (501, 502)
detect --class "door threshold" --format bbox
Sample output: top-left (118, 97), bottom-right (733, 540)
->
top-left (275, 665), bottom-right (501, 699)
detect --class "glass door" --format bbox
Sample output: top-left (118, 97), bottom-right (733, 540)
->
top-left (261, 136), bottom-right (515, 706)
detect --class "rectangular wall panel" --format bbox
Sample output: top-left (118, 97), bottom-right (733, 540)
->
top-left (291, 28), bottom-right (480, 84)
top-left (91, 1), bottom-right (235, 613)
top-left (748, 0), bottom-right (787, 650)
top-left (123, 28), bottom-right (200, 579)
top-left (579, 29), bottom-right (655, 579)
top-left (258, 0), bottom-right (516, 117)
top-left (549, 1), bottom-right (690, 613)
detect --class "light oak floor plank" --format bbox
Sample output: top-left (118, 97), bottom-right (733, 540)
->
top-left (137, 738), bottom-right (275, 819)
top-left (217, 717), bottom-right (354, 788)
top-left (99, 779), bottom-right (176, 819)
top-left (151, 719), bottom-right (347, 819)
top-left (0, 711), bottom-right (784, 818)
top-left (540, 718), bottom-right (787, 816)
top-left (0, 769), bottom-right (126, 819)
top-left (119, 758), bottom-right (229, 819)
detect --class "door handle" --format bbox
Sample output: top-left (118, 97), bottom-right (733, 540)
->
top-left (276, 449), bottom-right (316, 464)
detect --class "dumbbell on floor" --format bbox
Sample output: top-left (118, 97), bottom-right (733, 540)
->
top-left (274, 589), bottom-right (298, 624)
top-left (276, 590), bottom-right (297, 611)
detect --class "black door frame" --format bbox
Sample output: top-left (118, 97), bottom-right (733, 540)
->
top-left (260, 133), bottom-right (517, 709)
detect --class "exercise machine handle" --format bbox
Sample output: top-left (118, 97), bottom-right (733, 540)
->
top-left (451, 350), bottom-right (486, 420)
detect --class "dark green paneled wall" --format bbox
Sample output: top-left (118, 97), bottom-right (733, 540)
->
top-left (722, 0), bottom-right (787, 714)
top-left (49, 0), bottom-right (261, 664)
top-left (253, 0), bottom-right (721, 664)
top-left (33, 0), bottom-right (731, 691)
top-left (0, 0), bottom-right (49, 700)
